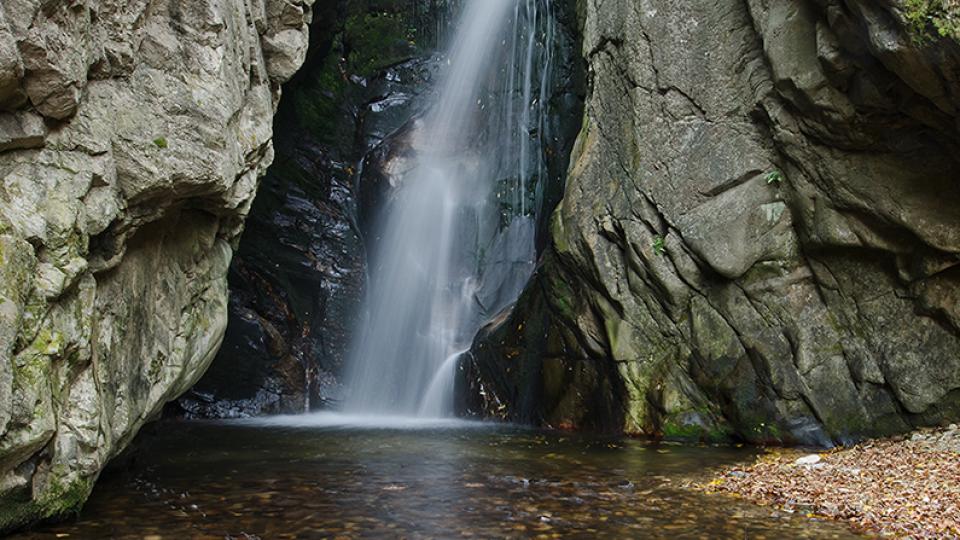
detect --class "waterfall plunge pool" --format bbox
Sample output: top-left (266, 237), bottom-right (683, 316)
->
top-left (16, 420), bottom-right (860, 539)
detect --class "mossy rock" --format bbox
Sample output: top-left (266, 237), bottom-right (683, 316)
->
top-left (661, 414), bottom-right (734, 444)
top-left (344, 11), bottom-right (417, 77)
top-left (903, 0), bottom-right (960, 42)
top-left (0, 473), bottom-right (93, 533)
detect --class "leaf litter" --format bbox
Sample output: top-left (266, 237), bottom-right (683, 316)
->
top-left (700, 426), bottom-right (960, 538)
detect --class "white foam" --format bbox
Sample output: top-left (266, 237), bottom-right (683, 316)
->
top-left (226, 411), bottom-right (496, 430)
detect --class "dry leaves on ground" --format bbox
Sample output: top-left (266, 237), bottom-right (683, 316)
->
top-left (702, 428), bottom-right (960, 539)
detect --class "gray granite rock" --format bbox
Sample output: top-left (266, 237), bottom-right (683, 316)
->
top-left (0, 0), bottom-right (314, 531)
top-left (463, 0), bottom-right (960, 447)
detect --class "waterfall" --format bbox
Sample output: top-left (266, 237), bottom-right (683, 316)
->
top-left (343, 0), bottom-right (557, 418)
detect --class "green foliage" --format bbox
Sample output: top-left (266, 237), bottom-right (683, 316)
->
top-left (749, 421), bottom-right (784, 442)
top-left (765, 170), bottom-right (783, 185)
top-left (152, 137), bottom-right (168, 149)
top-left (652, 236), bottom-right (666, 256)
top-left (292, 52), bottom-right (347, 145)
top-left (904, 0), bottom-right (960, 42)
top-left (344, 11), bottom-right (417, 78)
top-left (290, 3), bottom-right (421, 146)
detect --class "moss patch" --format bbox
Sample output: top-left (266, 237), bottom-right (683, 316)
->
top-left (344, 10), bottom-right (417, 78)
top-left (292, 51), bottom-right (348, 145)
top-left (661, 418), bottom-right (732, 444)
top-left (0, 474), bottom-right (93, 534)
top-left (904, 0), bottom-right (960, 42)
top-left (39, 474), bottom-right (92, 519)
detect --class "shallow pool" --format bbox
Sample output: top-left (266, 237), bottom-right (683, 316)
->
top-left (16, 414), bottom-right (860, 539)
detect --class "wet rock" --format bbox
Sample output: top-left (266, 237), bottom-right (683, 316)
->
top-left (185, 1), bottom-right (448, 417)
top-left (466, 0), bottom-right (960, 446)
top-left (794, 455), bottom-right (822, 466)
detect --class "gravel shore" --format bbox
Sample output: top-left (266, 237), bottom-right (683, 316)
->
top-left (702, 426), bottom-right (960, 538)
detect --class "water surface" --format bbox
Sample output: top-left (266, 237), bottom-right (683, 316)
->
top-left (18, 419), bottom-right (860, 539)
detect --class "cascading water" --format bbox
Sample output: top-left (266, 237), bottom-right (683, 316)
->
top-left (343, 0), bottom-right (557, 418)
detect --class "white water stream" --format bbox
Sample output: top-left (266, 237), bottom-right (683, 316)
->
top-left (343, 0), bottom-right (557, 418)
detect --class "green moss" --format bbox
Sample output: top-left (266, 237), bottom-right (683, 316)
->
top-left (904, 0), bottom-right (960, 42)
top-left (15, 353), bottom-right (52, 390)
top-left (11, 328), bottom-right (61, 391)
top-left (662, 420), bottom-right (731, 443)
top-left (344, 10), bottom-right (417, 77)
top-left (148, 354), bottom-right (163, 381)
top-left (31, 329), bottom-right (64, 357)
top-left (546, 269), bottom-right (578, 322)
top-left (745, 419), bottom-right (784, 443)
top-left (152, 137), bottom-right (168, 149)
top-left (0, 472), bottom-right (92, 533)
top-left (37, 471), bottom-right (93, 522)
top-left (43, 480), bottom-right (88, 514)
top-left (549, 210), bottom-right (571, 256)
top-left (292, 50), bottom-right (348, 145)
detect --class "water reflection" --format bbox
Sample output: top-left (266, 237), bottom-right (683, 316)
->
top-left (16, 421), bottom-right (860, 539)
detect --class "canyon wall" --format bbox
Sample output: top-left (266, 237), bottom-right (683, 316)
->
top-left (0, 0), bottom-right (313, 530)
top-left (464, 0), bottom-right (960, 447)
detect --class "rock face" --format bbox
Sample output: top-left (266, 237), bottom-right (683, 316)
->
top-left (463, 0), bottom-right (960, 446)
top-left (0, 0), bottom-right (313, 530)
top-left (178, 0), bottom-right (450, 418)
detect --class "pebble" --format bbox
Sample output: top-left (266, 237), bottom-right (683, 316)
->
top-left (794, 454), bottom-right (821, 466)
top-left (908, 426), bottom-right (960, 453)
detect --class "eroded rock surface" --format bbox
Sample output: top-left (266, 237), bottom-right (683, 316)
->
top-left (464, 0), bottom-right (960, 446)
top-left (0, 0), bottom-right (313, 530)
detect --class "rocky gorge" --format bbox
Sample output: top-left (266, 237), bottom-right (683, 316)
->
top-left (0, 0), bottom-right (958, 535)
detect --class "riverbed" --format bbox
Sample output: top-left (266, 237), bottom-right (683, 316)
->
top-left (17, 415), bottom-right (860, 538)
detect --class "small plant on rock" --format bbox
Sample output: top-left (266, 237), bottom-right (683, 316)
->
top-left (904, 0), bottom-right (960, 42)
top-left (153, 137), bottom-right (168, 149)
top-left (652, 235), bottom-right (666, 256)
top-left (766, 170), bottom-right (784, 185)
